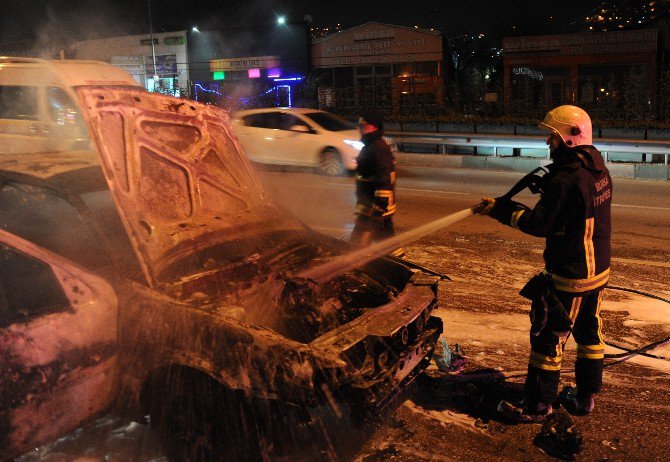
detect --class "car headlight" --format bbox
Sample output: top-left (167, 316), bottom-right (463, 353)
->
top-left (343, 139), bottom-right (364, 151)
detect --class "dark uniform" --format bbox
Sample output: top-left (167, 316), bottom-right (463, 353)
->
top-left (350, 129), bottom-right (400, 250)
top-left (492, 144), bottom-right (612, 407)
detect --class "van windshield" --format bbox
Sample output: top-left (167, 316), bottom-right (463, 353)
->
top-left (304, 112), bottom-right (356, 131)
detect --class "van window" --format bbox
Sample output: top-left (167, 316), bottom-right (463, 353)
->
top-left (0, 86), bottom-right (39, 120)
top-left (47, 87), bottom-right (83, 127)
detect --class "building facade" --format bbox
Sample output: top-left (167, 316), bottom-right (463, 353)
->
top-left (70, 30), bottom-right (189, 96)
top-left (503, 29), bottom-right (658, 117)
top-left (311, 22), bottom-right (444, 113)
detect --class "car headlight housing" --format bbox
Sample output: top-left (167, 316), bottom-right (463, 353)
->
top-left (344, 139), bottom-right (364, 151)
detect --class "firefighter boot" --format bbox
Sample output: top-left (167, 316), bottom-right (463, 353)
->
top-left (559, 386), bottom-right (595, 416)
top-left (497, 398), bottom-right (553, 424)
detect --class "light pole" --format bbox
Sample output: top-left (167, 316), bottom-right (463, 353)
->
top-left (148, 0), bottom-right (158, 83)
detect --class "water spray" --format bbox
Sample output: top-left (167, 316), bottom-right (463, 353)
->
top-left (296, 202), bottom-right (486, 284)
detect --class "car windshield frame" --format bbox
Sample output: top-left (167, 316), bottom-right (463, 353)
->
top-left (303, 112), bottom-right (357, 132)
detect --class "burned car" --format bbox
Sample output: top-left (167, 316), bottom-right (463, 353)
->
top-left (0, 88), bottom-right (442, 460)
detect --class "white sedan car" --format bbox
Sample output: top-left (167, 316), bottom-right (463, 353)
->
top-left (231, 108), bottom-right (364, 175)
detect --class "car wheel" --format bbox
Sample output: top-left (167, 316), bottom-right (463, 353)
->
top-left (318, 148), bottom-right (344, 176)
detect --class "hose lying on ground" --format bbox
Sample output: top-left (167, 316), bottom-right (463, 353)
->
top-left (603, 285), bottom-right (670, 363)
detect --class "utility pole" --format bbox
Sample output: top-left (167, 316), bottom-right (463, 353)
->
top-left (148, 0), bottom-right (158, 82)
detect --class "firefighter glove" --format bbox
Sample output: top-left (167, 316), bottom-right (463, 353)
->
top-left (478, 197), bottom-right (496, 216)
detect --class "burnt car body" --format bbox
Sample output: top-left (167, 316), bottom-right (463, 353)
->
top-left (0, 88), bottom-right (442, 460)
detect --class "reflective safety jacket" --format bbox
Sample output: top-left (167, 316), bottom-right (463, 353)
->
top-left (355, 129), bottom-right (396, 217)
top-left (493, 146), bottom-right (612, 293)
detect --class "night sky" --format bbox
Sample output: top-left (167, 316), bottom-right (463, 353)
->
top-left (0, 0), bottom-right (602, 44)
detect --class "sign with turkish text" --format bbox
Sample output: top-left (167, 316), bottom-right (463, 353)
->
top-left (163, 36), bottom-right (185, 46)
top-left (311, 22), bottom-right (442, 67)
top-left (140, 38), bottom-right (159, 46)
top-left (504, 30), bottom-right (658, 56)
top-left (210, 56), bottom-right (281, 71)
top-left (111, 55), bottom-right (146, 77)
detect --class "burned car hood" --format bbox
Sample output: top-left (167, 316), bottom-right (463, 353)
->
top-left (77, 88), bottom-right (307, 287)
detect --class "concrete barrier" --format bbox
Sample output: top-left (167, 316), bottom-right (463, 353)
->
top-left (395, 152), bottom-right (668, 180)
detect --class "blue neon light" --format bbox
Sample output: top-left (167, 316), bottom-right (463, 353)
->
top-left (276, 84), bottom-right (291, 107)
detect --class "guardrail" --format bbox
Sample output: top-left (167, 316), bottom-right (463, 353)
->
top-left (386, 131), bottom-right (670, 165)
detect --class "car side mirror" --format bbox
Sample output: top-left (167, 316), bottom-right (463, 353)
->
top-left (289, 125), bottom-right (311, 133)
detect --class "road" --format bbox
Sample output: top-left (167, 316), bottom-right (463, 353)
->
top-left (21, 165), bottom-right (670, 461)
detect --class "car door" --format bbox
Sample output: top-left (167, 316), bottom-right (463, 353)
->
top-left (272, 112), bottom-right (319, 166)
top-left (235, 112), bottom-right (282, 163)
top-left (0, 84), bottom-right (51, 154)
top-left (0, 229), bottom-right (118, 459)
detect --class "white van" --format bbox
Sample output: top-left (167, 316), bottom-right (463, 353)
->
top-left (0, 57), bottom-right (142, 154)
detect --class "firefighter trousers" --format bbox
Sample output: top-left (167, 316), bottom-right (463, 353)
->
top-left (524, 288), bottom-right (606, 405)
top-left (350, 214), bottom-right (395, 246)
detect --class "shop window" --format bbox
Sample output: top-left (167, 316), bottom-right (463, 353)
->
top-left (0, 86), bottom-right (38, 120)
top-left (579, 82), bottom-right (595, 103)
top-left (333, 67), bottom-right (354, 88)
top-left (393, 63), bottom-right (415, 78)
top-left (375, 65), bottom-right (392, 75)
top-left (355, 66), bottom-right (373, 76)
top-left (0, 244), bottom-right (70, 326)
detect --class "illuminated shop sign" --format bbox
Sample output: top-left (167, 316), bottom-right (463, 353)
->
top-left (210, 55), bottom-right (281, 71)
top-left (163, 36), bottom-right (185, 45)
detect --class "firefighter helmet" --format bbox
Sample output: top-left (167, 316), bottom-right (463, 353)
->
top-left (538, 105), bottom-right (592, 147)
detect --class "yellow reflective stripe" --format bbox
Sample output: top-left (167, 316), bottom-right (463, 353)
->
top-left (530, 351), bottom-right (562, 371)
top-left (551, 268), bottom-right (610, 293)
top-left (569, 296), bottom-right (582, 323)
top-left (583, 218), bottom-right (595, 278)
top-left (576, 343), bottom-right (605, 359)
top-left (382, 204), bottom-right (397, 216)
top-left (390, 171), bottom-right (396, 184)
top-left (511, 209), bottom-right (525, 229)
top-left (374, 190), bottom-right (393, 197)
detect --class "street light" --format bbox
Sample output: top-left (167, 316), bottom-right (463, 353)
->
top-left (277, 16), bottom-right (286, 25)
top-left (192, 26), bottom-right (200, 33)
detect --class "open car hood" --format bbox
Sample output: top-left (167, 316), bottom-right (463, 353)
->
top-left (77, 88), bottom-right (306, 287)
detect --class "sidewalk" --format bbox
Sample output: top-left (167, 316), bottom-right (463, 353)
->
top-left (395, 152), bottom-right (670, 181)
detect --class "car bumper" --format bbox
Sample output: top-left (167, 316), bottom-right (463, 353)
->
top-left (309, 274), bottom-right (442, 411)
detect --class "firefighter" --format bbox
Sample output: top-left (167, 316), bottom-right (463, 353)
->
top-left (350, 111), bottom-right (404, 256)
top-left (478, 105), bottom-right (612, 422)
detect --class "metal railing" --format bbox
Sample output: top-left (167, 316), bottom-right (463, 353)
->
top-left (386, 131), bottom-right (670, 165)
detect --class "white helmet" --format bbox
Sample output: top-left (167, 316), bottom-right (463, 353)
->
top-left (538, 105), bottom-right (592, 147)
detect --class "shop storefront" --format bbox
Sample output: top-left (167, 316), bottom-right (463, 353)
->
top-left (188, 23), bottom-right (311, 110)
top-left (71, 31), bottom-right (189, 96)
top-left (502, 30), bottom-right (658, 117)
top-left (311, 22), bottom-right (444, 112)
